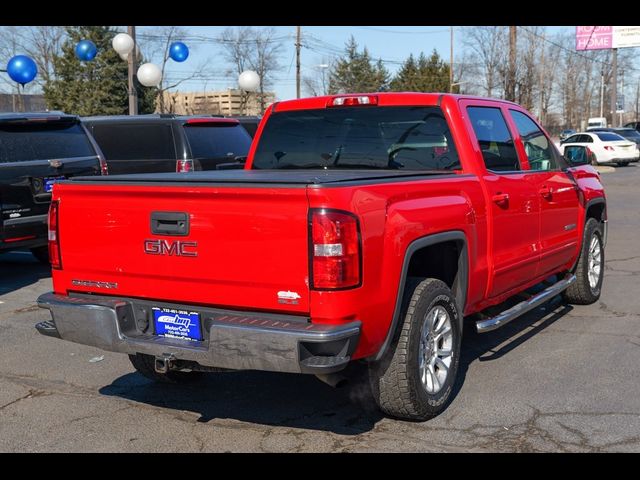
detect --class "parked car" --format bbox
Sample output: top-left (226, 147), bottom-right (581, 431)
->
top-left (0, 112), bottom-right (105, 263)
top-left (227, 115), bottom-right (261, 138)
top-left (624, 121), bottom-right (640, 131)
top-left (37, 93), bottom-right (606, 421)
top-left (82, 114), bottom-right (252, 174)
top-left (559, 131), bottom-right (639, 166)
top-left (586, 127), bottom-right (640, 146)
top-left (559, 129), bottom-right (576, 142)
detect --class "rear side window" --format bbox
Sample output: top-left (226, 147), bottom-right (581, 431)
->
top-left (252, 106), bottom-right (460, 171)
top-left (90, 124), bottom-right (176, 160)
top-left (0, 122), bottom-right (95, 163)
top-left (509, 110), bottom-right (557, 171)
top-left (467, 107), bottom-right (520, 172)
top-left (184, 124), bottom-right (252, 160)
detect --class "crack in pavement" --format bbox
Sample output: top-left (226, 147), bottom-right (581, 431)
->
top-left (0, 388), bottom-right (51, 412)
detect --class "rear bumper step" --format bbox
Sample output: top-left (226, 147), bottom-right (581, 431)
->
top-left (475, 274), bottom-right (576, 333)
top-left (36, 292), bottom-right (360, 374)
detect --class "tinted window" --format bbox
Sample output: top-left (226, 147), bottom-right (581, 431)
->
top-left (595, 132), bottom-right (626, 142)
top-left (564, 135), bottom-right (581, 144)
top-left (580, 135), bottom-right (594, 143)
top-left (90, 124), bottom-right (176, 160)
top-left (184, 124), bottom-right (251, 160)
top-left (510, 110), bottom-right (557, 171)
top-left (467, 106), bottom-right (520, 172)
top-left (0, 122), bottom-right (95, 163)
top-left (252, 106), bottom-right (460, 171)
top-left (615, 129), bottom-right (640, 140)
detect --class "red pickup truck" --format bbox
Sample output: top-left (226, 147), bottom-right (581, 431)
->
top-left (36, 93), bottom-right (607, 420)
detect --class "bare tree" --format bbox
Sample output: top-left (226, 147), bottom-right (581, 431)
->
top-left (302, 57), bottom-right (331, 97)
top-left (462, 26), bottom-right (508, 97)
top-left (219, 27), bottom-right (284, 114)
top-left (142, 26), bottom-right (207, 113)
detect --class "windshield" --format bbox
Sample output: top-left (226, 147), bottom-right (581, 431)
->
top-left (0, 122), bottom-right (95, 163)
top-left (251, 106), bottom-right (460, 170)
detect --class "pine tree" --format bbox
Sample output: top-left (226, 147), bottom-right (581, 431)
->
top-left (328, 37), bottom-right (389, 94)
top-left (390, 50), bottom-right (455, 93)
top-left (44, 26), bottom-right (157, 116)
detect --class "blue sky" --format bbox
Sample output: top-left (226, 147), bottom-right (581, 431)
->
top-left (136, 26), bottom-right (575, 101)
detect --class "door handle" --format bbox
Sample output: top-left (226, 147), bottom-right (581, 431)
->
top-left (539, 186), bottom-right (553, 200)
top-left (492, 193), bottom-right (509, 206)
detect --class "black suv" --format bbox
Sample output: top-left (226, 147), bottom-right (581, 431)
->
top-left (0, 113), bottom-right (105, 262)
top-left (82, 114), bottom-right (253, 174)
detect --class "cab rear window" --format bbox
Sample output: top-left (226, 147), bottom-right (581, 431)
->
top-left (0, 122), bottom-right (95, 163)
top-left (252, 106), bottom-right (460, 171)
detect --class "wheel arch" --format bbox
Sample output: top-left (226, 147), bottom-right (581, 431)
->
top-left (373, 231), bottom-right (468, 361)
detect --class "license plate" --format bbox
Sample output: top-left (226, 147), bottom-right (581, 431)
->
top-left (44, 176), bottom-right (65, 193)
top-left (152, 307), bottom-right (202, 341)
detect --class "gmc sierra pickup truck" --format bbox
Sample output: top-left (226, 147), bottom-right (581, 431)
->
top-left (36, 93), bottom-right (607, 420)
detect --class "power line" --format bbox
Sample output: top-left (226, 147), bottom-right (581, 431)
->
top-left (348, 26), bottom-right (450, 35)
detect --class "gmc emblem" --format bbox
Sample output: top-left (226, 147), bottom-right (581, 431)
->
top-left (144, 239), bottom-right (198, 257)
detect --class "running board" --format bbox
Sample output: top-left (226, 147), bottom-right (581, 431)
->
top-left (475, 274), bottom-right (577, 333)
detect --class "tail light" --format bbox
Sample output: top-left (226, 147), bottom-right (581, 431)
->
top-left (48, 201), bottom-right (62, 269)
top-left (99, 156), bottom-right (109, 175)
top-left (310, 209), bottom-right (361, 289)
top-left (604, 145), bottom-right (614, 151)
top-left (327, 95), bottom-right (378, 107)
top-left (177, 159), bottom-right (194, 173)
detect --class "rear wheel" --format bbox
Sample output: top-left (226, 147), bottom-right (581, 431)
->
top-left (563, 217), bottom-right (604, 305)
top-left (369, 278), bottom-right (461, 421)
top-left (30, 246), bottom-right (49, 265)
top-left (128, 353), bottom-right (203, 384)
top-left (618, 161), bottom-right (630, 167)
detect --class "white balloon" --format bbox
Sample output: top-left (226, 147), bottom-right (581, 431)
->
top-left (112, 33), bottom-right (134, 55)
top-left (239, 70), bottom-right (260, 92)
top-left (137, 63), bottom-right (162, 87)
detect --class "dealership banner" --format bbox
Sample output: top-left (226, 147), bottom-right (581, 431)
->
top-left (576, 26), bottom-right (640, 51)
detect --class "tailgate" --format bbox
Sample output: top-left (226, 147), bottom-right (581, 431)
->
top-left (52, 182), bottom-right (311, 313)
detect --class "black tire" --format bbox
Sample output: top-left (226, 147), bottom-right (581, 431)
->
top-left (30, 246), bottom-right (49, 264)
top-left (563, 217), bottom-right (604, 305)
top-left (618, 161), bottom-right (630, 167)
top-left (369, 278), bottom-right (461, 421)
top-left (128, 353), bottom-right (203, 384)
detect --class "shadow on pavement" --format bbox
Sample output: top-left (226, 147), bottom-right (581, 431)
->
top-left (0, 250), bottom-right (51, 296)
top-left (451, 296), bottom-right (573, 401)
top-left (100, 364), bottom-right (383, 435)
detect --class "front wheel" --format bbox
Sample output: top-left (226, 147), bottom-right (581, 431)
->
top-left (618, 161), bottom-right (630, 167)
top-left (563, 217), bottom-right (604, 305)
top-left (369, 278), bottom-right (461, 421)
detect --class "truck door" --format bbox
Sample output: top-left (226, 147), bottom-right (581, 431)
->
top-left (464, 104), bottom-right (540, 298)
top-left (507, 108), bottom-right (580, 277)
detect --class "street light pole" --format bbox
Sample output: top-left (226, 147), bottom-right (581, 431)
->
top-left (296, 26), bottom-right (301, 99)
top-left (449, 26), bottom-right (454, 93)
top-left (128, 25), bottom-right (138, 115)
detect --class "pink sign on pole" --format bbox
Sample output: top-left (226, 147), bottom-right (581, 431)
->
top-left (576, 26), bottom-right (613, 50)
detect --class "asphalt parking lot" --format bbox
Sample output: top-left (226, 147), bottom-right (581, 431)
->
top-left (1, 165), bottom-right (639, 452)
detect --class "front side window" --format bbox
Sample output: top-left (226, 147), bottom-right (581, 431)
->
top-left (509, 110), bottom-right (557, 171)
top-left (252, 106), bottom-right (460, 171)
top-left (467, 106), bottom-right (520, 172)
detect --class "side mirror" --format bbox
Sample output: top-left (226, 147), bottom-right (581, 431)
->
top-left (563, 145), bottom-right (591, 166)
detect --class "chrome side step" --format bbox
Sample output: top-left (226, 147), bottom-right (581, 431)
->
top-left (475, 274), bottom-right (577, 333)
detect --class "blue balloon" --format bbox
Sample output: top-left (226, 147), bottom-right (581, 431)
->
top-left (169, 42), bottom-right (189, 62)
top-left (75, 40), bottom-right (97, 62)
top-left (6, 55), bottom-right (37, 85)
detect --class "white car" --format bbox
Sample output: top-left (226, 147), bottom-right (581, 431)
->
top-left (559, 131), bottom-right (640, 166)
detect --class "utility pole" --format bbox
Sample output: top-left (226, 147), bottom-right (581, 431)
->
top-left (127, 25), bottom-right (138, 115)
top-left (610, 48), bottom-right (617, 127)
top-left (635, 81), bottom-right (639, 120)
top-left (449, 26), bottom-right (454, 93)
top-left (538, 31), bottom-right (545, 125)
top-left (600, 71), bottom-right (605, 118)
top-left (506, 26), bottom-right (517, 102)
top-left (620, 68), bottom-right (625, 126)
top-left (296, 26), bottom-right (301, 99)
